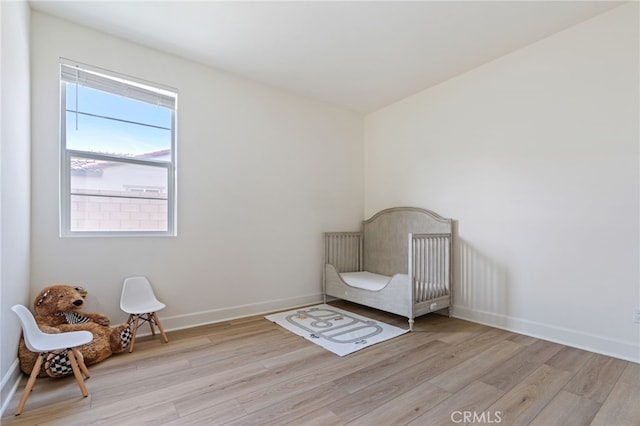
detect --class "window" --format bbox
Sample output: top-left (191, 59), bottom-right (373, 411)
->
top-left (60, 59), bottom-right (177, 236)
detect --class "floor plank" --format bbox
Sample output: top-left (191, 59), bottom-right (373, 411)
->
top-left (407, 380), bottom-right (505, 426)
top-left (529, 390), bottom-right (600, 426)
top-left (478, 339), bottom-right (564, 392)
top-left (590, 380), bottom-right (640, 426)
top-left (429, 339), bottom-right (524, 393)
top-left (563, 353), bottom-right (628, 403)
top-left (484, 364), bottom-right (572, 426)
top-left (345, 380), bottom-right (450, 425)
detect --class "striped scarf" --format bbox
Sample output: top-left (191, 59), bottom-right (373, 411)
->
top-left (59, 311), bottom-right (91, 325)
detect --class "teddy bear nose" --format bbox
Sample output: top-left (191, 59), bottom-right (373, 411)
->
top-left (73, 299), bottom-right (83, 306)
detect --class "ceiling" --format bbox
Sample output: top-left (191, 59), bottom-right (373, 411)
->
top-left (29, 1), bottom-right (623, 114)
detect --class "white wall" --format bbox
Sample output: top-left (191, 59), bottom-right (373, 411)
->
top-left (30, 12), bottom-right (363, 329)
top-left (364, 3), bottom-right (639, 362)
top-left (0, 0), bottom-right (31, 414)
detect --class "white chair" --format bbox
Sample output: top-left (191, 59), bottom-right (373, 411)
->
top-left (11, 304), bottom-right (93, 416)
top-left (120, 276), bottom-right (168, 352)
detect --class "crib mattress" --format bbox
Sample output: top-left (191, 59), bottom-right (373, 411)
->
top-left (339, 271), bottom-right (391, 291)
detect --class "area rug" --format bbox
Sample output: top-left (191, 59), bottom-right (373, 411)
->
top-left (265, 304), bottom-right (408, 356)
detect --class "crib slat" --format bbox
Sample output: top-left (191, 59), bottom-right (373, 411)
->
top-left (325, 232), bottom-right (362, 273)
top-left (411, 233), bottom-right (451, 304)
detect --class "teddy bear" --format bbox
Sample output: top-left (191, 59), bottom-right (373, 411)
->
top-left (18, 285), bottom-right (132, 377)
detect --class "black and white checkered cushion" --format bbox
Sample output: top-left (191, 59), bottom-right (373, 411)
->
top-left (44, 351), bottom-right (73, 377)
top-left (121, 325), bottom-right (133, 348)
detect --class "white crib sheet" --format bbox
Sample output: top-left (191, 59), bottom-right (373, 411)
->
top-left (339, 271), bottom-right (391, 291)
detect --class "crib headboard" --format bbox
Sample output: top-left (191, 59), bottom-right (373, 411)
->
top-left (363, 207), bottom-right (452, 276)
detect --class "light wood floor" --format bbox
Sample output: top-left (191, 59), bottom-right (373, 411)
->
top-left (3, 301), bottom-right (638, 426)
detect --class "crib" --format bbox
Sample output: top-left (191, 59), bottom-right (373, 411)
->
top-left (323, 207), bottom-right (452, 330)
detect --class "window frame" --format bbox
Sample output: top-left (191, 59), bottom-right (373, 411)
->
top-left (59, 59), bottom-right (177, 237)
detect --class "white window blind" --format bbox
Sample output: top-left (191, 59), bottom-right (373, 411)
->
top-left (60, 59), bottom-right (176, 109)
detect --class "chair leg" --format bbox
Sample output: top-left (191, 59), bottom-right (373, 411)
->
top-left (15, 353), bottom-right (44, 415)
top-left (67, 349), bottom-right (88, 397)
top-left (148, 313), bottom-right (156, 336)
top-left (152, 312), bottom-right (169, 343)
top-left (72, 348), bottom-right (91, 379)
top-left (129, 315), bottom-right (140, 353)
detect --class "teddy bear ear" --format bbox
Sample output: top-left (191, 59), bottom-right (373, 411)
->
top-left (36, 290), bottom-right (50, 306)
top-left (76, 287), bottom-right (88, 297)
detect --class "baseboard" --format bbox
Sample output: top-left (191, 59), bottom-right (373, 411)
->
top-left (135, 293), bottom-right (324, 337)
top-left (0, 359), bottom-right (21, 417)
top-left (453, 305), bottom-right (640, 363)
